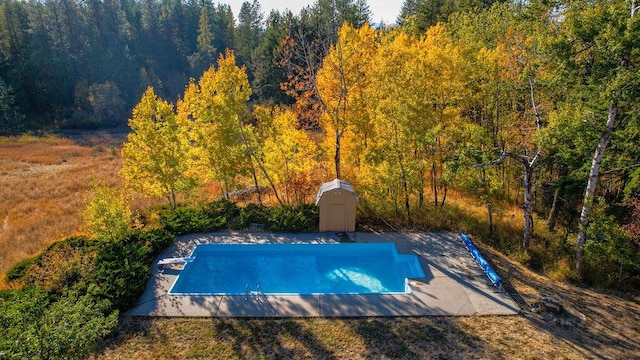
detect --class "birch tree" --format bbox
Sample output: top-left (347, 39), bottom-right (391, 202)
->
top-left (565, 0), bottom-right (640, 278)
top-left (316, 23), bottom-right (375, 180)
top-left (255, 105), bottom-right (318, 204)
top-left (472, 13), bottom-right (557, 251)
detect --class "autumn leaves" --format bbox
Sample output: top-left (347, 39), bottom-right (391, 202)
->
top-left (119, 21), bottom-right (503, 220)
top-left (316, 24), bottom-right (473, 222)
top-left (121, 51), bottom-right (315, 207)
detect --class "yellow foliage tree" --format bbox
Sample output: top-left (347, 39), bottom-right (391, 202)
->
top-left (255, 106), bottom-right (318, 204)
top-left (313, 23), bottom-right (475, 221)
top-left (120, 87), bottom-right (198, 209)
top-left (316, 23), bottom-right (377, 181)
top-left (177, 50), bottom-right (253, 197)
top-left (83, 181), bottom-right (132, 242)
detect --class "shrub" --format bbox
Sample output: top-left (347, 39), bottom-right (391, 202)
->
top-left (160, 206), bottom-right (206, 234)
top-left (584, 201), bottom-right (640, 288)
top-left (0, 228), bottom-right (172, 358)
top-left (266, 203), bottom-right (319, 232)
top-left (205, 198), bottom-right (240, 220)
top-left (234, 203), bottom-right (270, 230)
top-left (133, 227), bottom-right (175, 254)
top-left (160, 199), bottom-right (240, 235)
top-left (89, 234), bottom-right (154, 310)
top-left (5, 256), bottom-right (37, 282)
top-left (23, 236), bottom-right (97, 293)
top-left (0, 287), bottom-right (117, 359)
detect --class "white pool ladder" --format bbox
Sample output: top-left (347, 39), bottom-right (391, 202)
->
top-left (245, 284), bottom-right (262, 301)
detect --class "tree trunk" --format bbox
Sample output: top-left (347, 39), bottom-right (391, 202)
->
top-left (487, 201), bottom-right (493, 236)
top-left (419, 174), bottom-right (425, 208)
top-left (168, 189), bottom-right (177, 210)
top-left (238, 125), bottom-right (262, 205)
top-left (392, 188), bottom-right (399, 217)
top-left (576, 100), bottom-right (618, 278)
top-left (392, 121), bottom-right (411, 223)
top-left (547, 186), bottom-right (560, 232)
top-left (402, 166), bottom-right (411, 223)
top-left (284, 159), bottom-right (290, 204)
top-left (522, 164), bottom-right (535, 251)
top-left (335, 129), bottom-right (341, 179)
top-left (475, 150), bottom-right (540, 252)
top-left (249, 162), bottom-right (262, 205)
top-left (441, 183), bottom-right (447, 207)
top-left (252, 154), bottom-right (284, 206)
top-left (432, 161), bottom-right (438, 207)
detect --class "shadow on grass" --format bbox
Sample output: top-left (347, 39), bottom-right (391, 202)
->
top-left (353, 317), bottom-right (489, 359)
top-left (212, 318), bottom-right (338, 359)
top-left (96, 316), bottom-right (493, 359)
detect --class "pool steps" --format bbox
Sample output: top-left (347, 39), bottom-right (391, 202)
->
top-left (398, 255), bottom-right (427, 278)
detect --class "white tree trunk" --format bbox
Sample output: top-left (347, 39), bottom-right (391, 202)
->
top-left (576, 100), bottom-right (618, 277)
top-left (475, 150), bottom-right (540, 251)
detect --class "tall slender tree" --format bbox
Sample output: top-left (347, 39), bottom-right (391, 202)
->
top-left (189, 4), bottom-right (216, 74)
top-left (177, 51), bottom-right (254, 198)
top-left (235, 0), bottom-right (264, 77)
top-left (568, 0), bottom-right (640, 278)
top-left (120, 87), bottom-right (198, 209)
top-left (316, 23), bottom-right (375, 180)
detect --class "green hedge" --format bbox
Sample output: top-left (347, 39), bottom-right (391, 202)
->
top-left (265, 203), bottom-right (319, 232)
top-left (0, 286), bottom-right (117, 360)
top-left (87, 229), bottom-right (173, 310)
top-left (0, 228), bottom-right (173, 358)
top-left (160, 200), bottom-right (319, 233)
top-left (160, 199), bottom-right (240, 235)
top-left (5, 237), bottom-right (97, 283)
top-left (5, 256), bottom-right (36, 282)
top-left (235, 203), bottom-right (269, 229)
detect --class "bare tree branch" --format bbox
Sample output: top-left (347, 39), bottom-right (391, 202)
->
top-left (473, 151), bottom-right (509, 168)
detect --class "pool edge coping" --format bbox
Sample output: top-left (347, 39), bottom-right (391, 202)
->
top-left (126, 231), bottom-right (520, 318)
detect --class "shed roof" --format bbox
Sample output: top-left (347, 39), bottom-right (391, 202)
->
top-left (315, 179), bottom-right (358, 205)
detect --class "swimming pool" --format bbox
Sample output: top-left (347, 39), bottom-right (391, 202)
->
top-left (168, 243), bottom-right (426, 295)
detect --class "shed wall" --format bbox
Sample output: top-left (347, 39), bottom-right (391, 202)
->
top-left (318, 189), bottom-right (357, 232)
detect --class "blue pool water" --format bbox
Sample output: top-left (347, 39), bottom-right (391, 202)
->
top-left (169, 243), bottom-right (426, 295)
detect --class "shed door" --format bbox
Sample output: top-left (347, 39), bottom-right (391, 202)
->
top-left (328, 204), bottom-right (346, 231)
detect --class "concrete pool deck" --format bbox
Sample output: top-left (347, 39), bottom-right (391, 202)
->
top-left (126, 232), bottom-right (520, 317)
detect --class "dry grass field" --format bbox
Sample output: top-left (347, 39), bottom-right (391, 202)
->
top-left (2, 133), bottom-right (639, 358)
top-left (0, 133), bottom-right (125, 283)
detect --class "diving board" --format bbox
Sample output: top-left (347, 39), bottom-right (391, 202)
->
top-left (157, 256), bottom-right (195, 268)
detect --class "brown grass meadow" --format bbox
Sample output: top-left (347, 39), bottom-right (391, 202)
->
top-left (0, 133), bottom-right (127, 284)
top-left (1, 133), bottom-right (639, 358)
